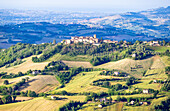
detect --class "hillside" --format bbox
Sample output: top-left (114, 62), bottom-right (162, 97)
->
top-left (0, 55), bottom-right (49, 73)
top-left (0, 96), bottom-right (86, 111)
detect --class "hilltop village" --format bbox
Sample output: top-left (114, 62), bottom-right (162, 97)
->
top-left (61, 34), bottom-right (118, 45)
top-left (61, 34), bottom-right (163, 47)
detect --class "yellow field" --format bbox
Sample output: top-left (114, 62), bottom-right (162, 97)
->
top-left (0, 95), bottom-right (86, 111)
top-left (151, 56), bottom-right (165, 69)
top-left (17, 75), bottom-right (60, 93)
top-left (54, 71), bottom-right (109, 93)
top-left (0, 55), bottom-right (49, 73)
top-left (62, 60), bottom-right (93, 68)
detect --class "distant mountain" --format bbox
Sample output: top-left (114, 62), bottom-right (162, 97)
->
top-left (0, 7), bottom-right (169, 48)
top-left (79, 6), bottom-right (170, 39)
top-left (0, 9), bottom-right (109, 25)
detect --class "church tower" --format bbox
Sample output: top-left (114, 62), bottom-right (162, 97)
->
top-left (94, 34), bottom-right (96, 38)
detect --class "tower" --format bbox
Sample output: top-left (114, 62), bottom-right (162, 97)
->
top-left (94, 34), bottom-right (96, 38)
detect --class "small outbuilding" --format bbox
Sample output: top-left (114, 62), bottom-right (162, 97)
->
top-left (143, 89), bottom-right (149, 94)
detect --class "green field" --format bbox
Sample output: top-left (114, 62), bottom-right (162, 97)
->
top-left (147, 46), bottom-right (170, 53)
top-left (53, 71), bottom-right (109, 93)
top-left (47, 53), bottom-right (92, 62)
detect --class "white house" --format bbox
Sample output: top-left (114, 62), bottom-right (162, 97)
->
top-left (98, 104), bottom-right (102, 108)
top-left (153, 80), bottom-right (157, 83)
top-left (132, 54), bottom-right (136, 58)
top-left (114, 72), bottom-right (120, 76)
top-left (143, 89), bottom-right (149, 94)
top-left (51, 96), bottom-right (57, 100)
top-left (130, 100), bottom-right (135, 105)
top-left (32, 71), bottom-right (39, 75)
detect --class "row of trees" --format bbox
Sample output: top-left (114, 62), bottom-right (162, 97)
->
top-left (32, 45), bottom-right (62, 62)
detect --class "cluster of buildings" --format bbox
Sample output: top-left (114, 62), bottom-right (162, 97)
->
top-left (61, 34), bottom-right (118, 45)
top-left (143, 41), bottom-right (160, 46)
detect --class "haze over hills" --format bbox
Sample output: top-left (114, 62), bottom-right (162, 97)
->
top-left (0, 6), bottom-right (169, 48)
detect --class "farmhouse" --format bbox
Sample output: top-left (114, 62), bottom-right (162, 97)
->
top-left (130, 100), bottom-right (135, 105)
top-left (51, 96), bottom-right (57, 100)
top-left (143, 89), bottom-right (149, 94)
top-left (32, 71), bottom-right (39, 75)
top-left (114, 71), bottom-right (120, 76)
top-left (153, 80), bottom-right (157, 83)
top-left (132, 54), bottom-right (136, 58)
top-left (96, 97), bottom-right (109, 103)
top-left (98, 104), bottom-right (103, 108)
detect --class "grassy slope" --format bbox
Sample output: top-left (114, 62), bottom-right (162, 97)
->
top-left (147, 46), bottom-right (170, 53)
top-left (95, 57), bottom-right (153, 78)
top-left (54, 71), bottom-right (109, 93)
top-left (47, 53), bottom-right (92, 62)
top-left (0, 55), bottom-right (49, 74)
top-left (161, 56), bottom-right (170, 66)
top-left (0, 95), bottom-right (86, 111)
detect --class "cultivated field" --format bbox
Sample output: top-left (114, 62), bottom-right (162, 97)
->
top-left (0, 95), bottom-right (86, 111)
top-left (0, 55), bottom-right (49, 73)
top-left (95, 57), bottom-right (153, 78)
top-left (47, 53), bottom-right (92, 62)
top-left (18, 75), bottom-right (60, 93)
top-left (161, 56), bottom-right (170, 66)
top-left (62, 60), bottom-right (93, 68)
top-left (54, 71), bottom-right (109, 93)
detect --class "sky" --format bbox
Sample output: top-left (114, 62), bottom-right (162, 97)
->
top-left (0, 0), bottom-right (170, 12)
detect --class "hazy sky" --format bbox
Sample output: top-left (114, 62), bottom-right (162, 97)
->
top-left (0, 0), bottom-right (170, 12)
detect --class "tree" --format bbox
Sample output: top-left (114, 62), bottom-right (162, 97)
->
top-left (12, 95), bottom-right (17, 102)
top-left (116, 96), bottom-right (121, 102)
top-left (109, 97), bottom-right (112, 104)
top-left (2, 95), bottom-right (12, 104)
top-left (3, 80), bottom-right (9, 85)
top-left (153, 90), bottom-right (159, 98)
top-left (21, 78), bottom-right (26, 83)
top-left (25, 77), bottom-right (29, 82)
